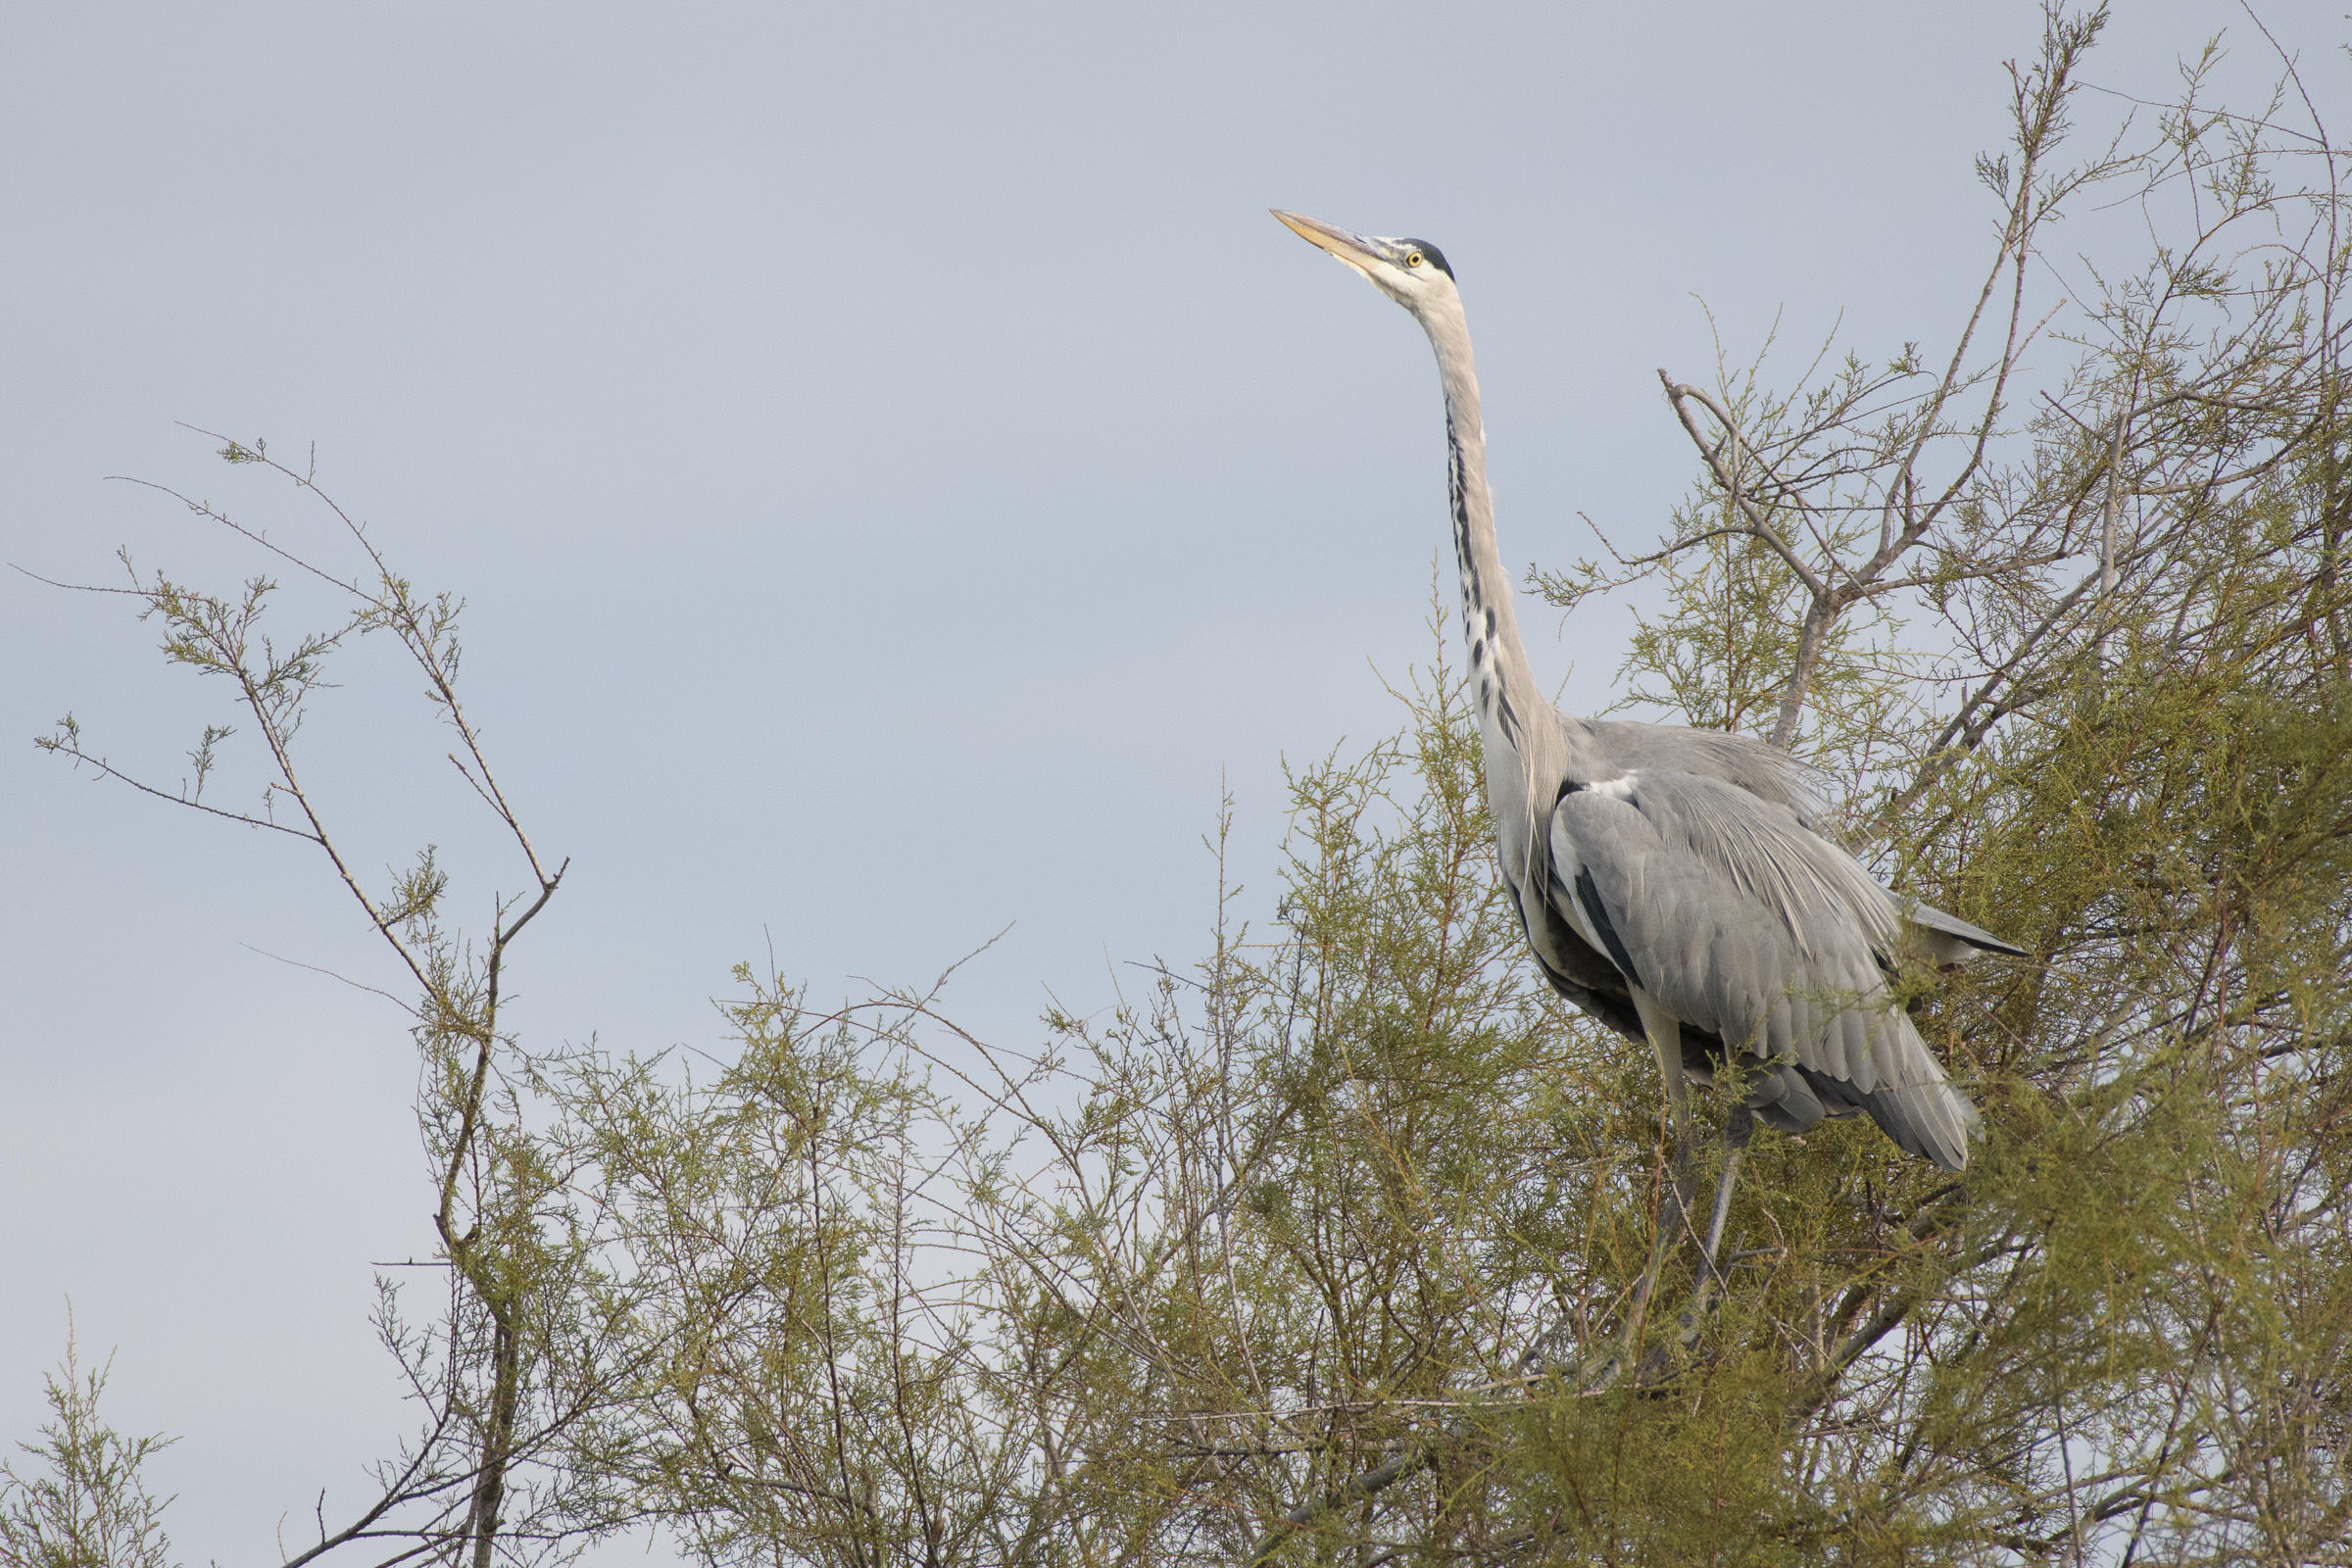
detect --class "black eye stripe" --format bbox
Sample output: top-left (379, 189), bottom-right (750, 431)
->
top-left (1399, 238), bottom-right (1454, 278)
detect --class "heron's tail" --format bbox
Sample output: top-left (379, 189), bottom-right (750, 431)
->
top-left (1796, 1054), bottom-right (1980, 1171)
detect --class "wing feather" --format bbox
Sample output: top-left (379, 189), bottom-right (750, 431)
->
top-left (1587, 719), bottom-right (1827, 823)
top-left (1549, 770), bottom-right (1980, 1170)
top-left (1588, 717), bottom-right (2025, 968)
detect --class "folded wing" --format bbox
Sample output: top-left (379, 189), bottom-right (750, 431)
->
top-left (1548, 769), bottom-right (1981, 1170)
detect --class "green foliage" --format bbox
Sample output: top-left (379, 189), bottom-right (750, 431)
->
top-left (23, 6), bottom-right (2352, 1566)
top-left (0, 1339), bottom-right (175, 1568)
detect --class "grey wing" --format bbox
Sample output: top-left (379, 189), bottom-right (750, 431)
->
top-left (1588, 718), bottom-right (2027, 964)
top-left (1498, 855), bottom-right (1647, 1041)
top-left (1588, 719), bottom-right (1828, 824)
top-left (1550, 771), bottom-right (1980, 1170)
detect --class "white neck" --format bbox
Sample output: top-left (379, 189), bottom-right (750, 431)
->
top-left (1417, 296), bottom-right (1555, 763)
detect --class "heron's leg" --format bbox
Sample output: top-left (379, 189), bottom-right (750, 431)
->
top-left (1699, 1104), bottom-right (1752, 1279)
top-left (1621, 992), bottom-right (1696, 1340)
top-left (1671, 1105), bottom-right (1754, 1353)
top-left (1632, 990), bottom-right (1691, 1138)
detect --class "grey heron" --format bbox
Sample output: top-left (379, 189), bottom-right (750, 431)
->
top-left (1273, 211), bottom-right (2024, 1181)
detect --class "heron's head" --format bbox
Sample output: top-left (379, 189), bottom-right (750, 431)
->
top-left (1273, 210), bottom-right (1457, 318)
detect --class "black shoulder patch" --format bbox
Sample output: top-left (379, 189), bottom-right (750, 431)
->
top-left (1404, 238), bottom-right (1454, 278)
top-left (1574, 867), bottom-right (1642, 988)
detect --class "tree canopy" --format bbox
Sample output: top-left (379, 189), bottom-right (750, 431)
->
top-left (14, 7), bottom-right (2352, 1565)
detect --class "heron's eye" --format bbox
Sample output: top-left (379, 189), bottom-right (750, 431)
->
top-left (1406, 252), bottom-right (1424, 268)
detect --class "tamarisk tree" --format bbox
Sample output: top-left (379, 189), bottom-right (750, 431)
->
top-left (17, 6), bottom-right (2350, 1564)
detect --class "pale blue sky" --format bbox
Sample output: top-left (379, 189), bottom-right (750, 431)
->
top-left (1, 2), bottom-right (2299, 1561)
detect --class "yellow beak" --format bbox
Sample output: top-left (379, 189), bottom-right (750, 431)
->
top-left (1272, 210), bottom-right (1385, 270)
